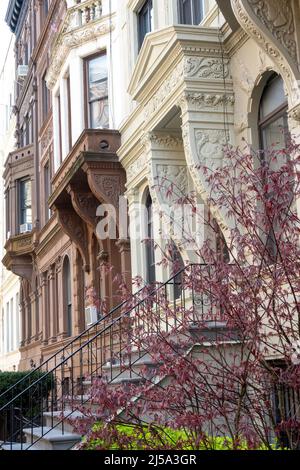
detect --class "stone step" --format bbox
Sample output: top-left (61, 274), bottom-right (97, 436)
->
top-left (1, 443), bottom-right (32, 451)
top-left (43, 410), bottom-right (87, 433)
top-left (23, 426), bottom-right (81, 450)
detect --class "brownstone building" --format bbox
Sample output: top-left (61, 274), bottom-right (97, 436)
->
top-left (3, 0), bottom-right (131, 370)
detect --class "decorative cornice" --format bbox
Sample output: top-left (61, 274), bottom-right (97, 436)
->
top-left (46, 17), bottom-right (114, 90)
top-left (179, 92), bottom-right (235, 113)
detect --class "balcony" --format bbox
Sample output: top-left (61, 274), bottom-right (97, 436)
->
top-left (49, 129), bottom-right (125, 271)
top-left (65, 0), bottom-right (103, 32)
top-left (2, 232), bottom-right (35, 281)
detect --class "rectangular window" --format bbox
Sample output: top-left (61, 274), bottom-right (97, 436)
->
top-left (138, 0), bottom-right (153, 50)
top-left (5, 189), bottom-right (10, 237)
top-left (42, 73), bottom-right (50, 122)
top-left (19, 179), bottom-right (32, 228)
top-left (44, 162), bottom-right (51, 221)
top-left (67, 75), bottom-right (72, 150)
top-left (57, 93), bottom-right (62, 165)
top-left (86, 54), bottom-right (109, 129)
top-left (178, 0), bottom-right (203, 25)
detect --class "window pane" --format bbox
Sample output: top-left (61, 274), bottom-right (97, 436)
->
top-left (90, 98), bottom-right (109, 129)
top-left (88, 55), bottom-right (109, 128)
top-left (89, 56), bottom-right (107, 88)
top-left (89, 79), bottom-right (108, 102)
top-left (193, 0), bottom-right (203, 24)
top-left (261, 116), bottom-right (287, 153)
top-left (182, 0), bottom-right (192, 24)
top-left (20, 180), bottom-right (32, 225)
top-left (260, 76), bottom-right (286, 120)
top-left (138, 0), bottom-right (153, 49)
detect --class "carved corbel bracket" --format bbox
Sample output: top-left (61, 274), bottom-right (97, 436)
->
top-left (85, 171), bottom-right (122, 209)
top-left (67, 184), bottom-right (99, 230)
top-left (56, 206), bottom-right (90, 272)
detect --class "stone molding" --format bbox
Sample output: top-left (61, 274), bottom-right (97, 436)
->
top-left (46, 18), bottom-right (114, 89)
top-left (231, 0), bottom-right (300, 104)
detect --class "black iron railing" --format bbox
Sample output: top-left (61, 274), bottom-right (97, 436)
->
top-left (0, 264), bottom-right (226, 450)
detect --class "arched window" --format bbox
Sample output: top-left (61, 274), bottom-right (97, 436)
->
top-left (258, 74), bottom-right (289, 259)
top-left (259, 74), bottom-right (288, 158)
top-left (63, 257), bottom-right (72, 337)
top-left (145, 192), bottom-right (156, 284)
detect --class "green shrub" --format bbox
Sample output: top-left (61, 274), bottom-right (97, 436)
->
top-left (0, 371), bottom-right (54, 415)
top-left (84, 423), bottom-right (287, 451)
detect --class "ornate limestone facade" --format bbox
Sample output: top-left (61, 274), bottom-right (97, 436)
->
top-left (118, 0), bottom-right (300, 286)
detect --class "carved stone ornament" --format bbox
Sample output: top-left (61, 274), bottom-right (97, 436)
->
top-left (148, 133), bottom-right (183, 149)
top-left (195, 129), bottom-right (227, 167)
top-left (231, 0), bottom-right (299, 103)
top-left (88, 173), bottom-right (121, 208)
top-left (69, 188), bottom-right (99, 229)
top-left (156, 164), bottom-right (188, 196)
top-left (47, 20), bottom-right (114, 89)
top-left (247, 0), bottom-right (297, 64)
top-left (127, 154), bottom-right (148, 183)
top-left (144, 62), bottom-right (184, 120)
top-left (184, 57), bottom-right (230, 79)
top-left (179, 92), bottom-right (235, 113)
top-left (57, 208), bottom-right (90, 271)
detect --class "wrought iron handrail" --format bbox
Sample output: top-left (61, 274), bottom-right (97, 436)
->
top-left (0, 263), bottom-right (224, 450)
top-left (0, 285), bottom-right (145, 404)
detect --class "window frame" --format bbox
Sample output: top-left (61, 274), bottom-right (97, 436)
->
top-left (84, 52), bottom-right (109, 130)
top-left (18, 178), bottom-right (32, 228)
top-left (42, 72), bottom-right (50, 123)
top-left (257, 74), bottom-right (289, 262)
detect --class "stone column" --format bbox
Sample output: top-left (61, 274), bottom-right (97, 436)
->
top-left (41, 271), bottom-right (49, 346)
top-left (56, 257), bottom-right (66, 341)
top-left (20, 299), bottom-right (26, 348)
top-left (49, 264), bottom-right (57, 343)
top-left (30, 292), bottom-right (36, 341)
top-left (116, 238), bottom-right (131, 292)
top-left (24, 297), bottom-right (31, 346)
top-left (126, 188), bottom-right (142, 289)
top-left (73, 247), bottom-right (84, 336)
top-left (97, 249), bottom-right (110, 306)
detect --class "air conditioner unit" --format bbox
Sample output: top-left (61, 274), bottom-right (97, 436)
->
top-left (85, 306), bottom-right (98, 326)
top-left (20, 223), bottom-right (32, 234)
top-left (17, 65), bottom-right (28, 78)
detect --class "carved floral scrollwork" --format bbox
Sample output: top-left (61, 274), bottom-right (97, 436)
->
top-left (184, 57), bottom-right (230, 79)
